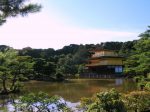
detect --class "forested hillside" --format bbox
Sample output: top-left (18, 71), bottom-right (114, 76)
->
top-left (0, 27), bottom-right (150, 83)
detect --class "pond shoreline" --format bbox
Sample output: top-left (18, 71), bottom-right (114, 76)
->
top-left (0, 79), bottom-right (137, 111)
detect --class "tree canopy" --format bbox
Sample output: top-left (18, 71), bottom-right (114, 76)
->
top-left (0, 0), bottom-right (41, 25)
top-left (124, 27), bottom-right (150, 76)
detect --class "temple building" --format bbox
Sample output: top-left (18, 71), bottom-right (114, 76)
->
top-left (83, 49), bottom-right (124, 78)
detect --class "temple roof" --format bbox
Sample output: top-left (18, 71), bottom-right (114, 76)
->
top-left (90, 49), bottom-right (116, 52)
top-left (90, 56), bottom-right (125, 60)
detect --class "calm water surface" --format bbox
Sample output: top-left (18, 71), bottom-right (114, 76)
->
top-left (0, 79), bottom-right (137, 111)
top-left (24, 79), bottom-right (136, 102)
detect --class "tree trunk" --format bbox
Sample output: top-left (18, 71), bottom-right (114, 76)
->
top-left (1, 78), bottom-right (8, 94)
top-left (11, 69), bottom-right (20, 92)
top-left (10, 74), bottom-right (17, 91)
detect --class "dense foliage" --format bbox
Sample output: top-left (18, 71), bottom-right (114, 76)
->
top-left (124, 27), bottom-right (150, 77)
top-left (0, 26), bottom-right (150, 94)
top-left (80, 89), bottom-right (150, 112)
top-left (19, 45), bottom-right (91, 80)
top-left (15, 92), bottom-right (71, 112)
top-left (17, 28), bottom-right (150, 79)
top-left (0, 49), bottom-right (33, 94)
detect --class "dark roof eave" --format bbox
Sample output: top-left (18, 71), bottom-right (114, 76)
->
top-left (86, 64), bottom-right (124, 67)
top-left (91, 56), bottom-right (125, 59)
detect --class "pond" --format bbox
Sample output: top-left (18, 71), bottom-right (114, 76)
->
top-left (24, 78), bottom-right (136, 102)
top-left (0, 79), bottom-right (137, 111)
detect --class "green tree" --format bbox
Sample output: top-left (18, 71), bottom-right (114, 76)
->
top-left (33, 58), bottom-right (56, 81)
top-left (0, 49), bottom-right (33, 94)
top-left (55, 72), bottom-right (64, 82)
top-left (81, 89), bottom-right (126, 112)
top-left (96, 89), bottom-right (126, 112)
top-left (78, 64), bottom-right (85, 74)
top-left (0, 66), bottom-right (10, 94)
top-left (0, 0), bottom-right (41, 25)
top-left (57, 54), bottom-right (77, 77)
top-left (119, 40), bottom-right (136, 56)
top-left (124, 26), bottom-right (150, 76)
top-left (9, 56), bottom-right (34, 92)
top-left (0, 49), bottom-right (17, 94)
top-left (100, 42), bottom-right (123, 51)
top-left (72, 46), bottom-right (90, 65)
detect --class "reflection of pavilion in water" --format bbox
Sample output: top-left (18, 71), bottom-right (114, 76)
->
top-left (82, 49), bottom-right (124, 78)
top-left (115, 78), bottom-right (123, 85)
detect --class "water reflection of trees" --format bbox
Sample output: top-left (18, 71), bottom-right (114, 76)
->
top-left (0, 94), bottom-right (17, 110)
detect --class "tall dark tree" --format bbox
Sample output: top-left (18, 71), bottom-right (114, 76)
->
top-left (0, 49), bottom-right (34, 94)
top-left (57, 54), bottom-right (78, 77)
top-left (33, 58), bottom-right (56, 80)
top-left (9, 55), bottom-right (34, 92)
top-left (0, 49), bottom-right (18, 94)
top-left (0, 0), bottom-right (41, 25)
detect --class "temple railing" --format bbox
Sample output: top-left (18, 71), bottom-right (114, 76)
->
top-left (80, 73), bottom-right (123, 79)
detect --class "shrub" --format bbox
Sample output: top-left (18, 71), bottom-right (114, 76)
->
top-left (15, 92), bottom-right (71, 112)
top-left (80, 89), bottom-right (150, 112)
top-left (55, 72), bottom-right (64, 82)
top-left (145, 82), bottom-right (150, 91)
top-left (124, 91), bottom-right (150, 112)
top-left (75, 74), bottom-right (80, 79)
top-left (81, 89), bottom-right (126, 112)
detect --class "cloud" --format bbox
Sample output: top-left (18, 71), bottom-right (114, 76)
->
top-left (0, 1), bottom-right (138, 49)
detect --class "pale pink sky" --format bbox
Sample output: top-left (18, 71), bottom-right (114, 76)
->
top-left (0, 0), bottom-right (139, 49)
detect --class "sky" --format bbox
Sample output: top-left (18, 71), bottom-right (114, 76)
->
top-left (0, 0), bottom-right (150, 49)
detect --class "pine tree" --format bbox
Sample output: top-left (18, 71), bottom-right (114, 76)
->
top-left (0, 0), bottom-right (41, 25)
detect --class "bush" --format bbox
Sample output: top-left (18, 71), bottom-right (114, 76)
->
top-left (80, 89), bottom-right (150, 112)
top-left (75, 74), bottom-right (80, 79)
top-left (55, 72), bottom-right (65, 82)
top-left (80, 89), bottom-right (126, 112)
top-left (147, 73), bottom-right (150, 79)
top-left (145, 82), bottom-right (150, 91)
top-left (15, 92), bottom-right (71, 112)
top-left (134, 76), bottom-right (144, 82)
top-left (138, 81), bottom-right (146, 90)
top-left (124, 91), bottom-right (150, 112)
